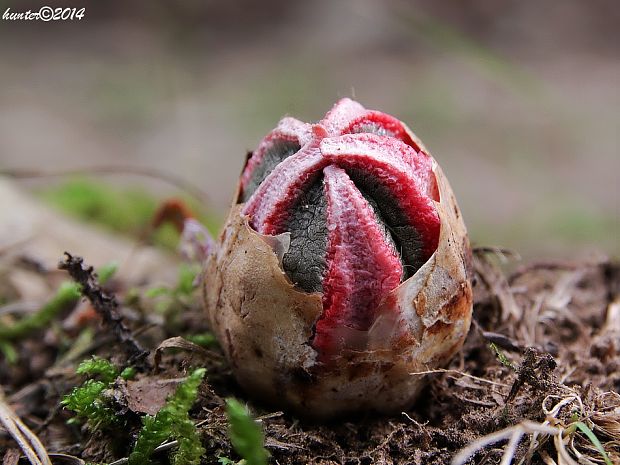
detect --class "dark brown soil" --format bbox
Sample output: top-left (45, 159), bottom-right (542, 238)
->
top-left (1, 249), bottom-right (618, 465)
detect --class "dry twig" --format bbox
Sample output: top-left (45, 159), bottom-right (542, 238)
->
top-left (58, 252), bottom-right (148, 364)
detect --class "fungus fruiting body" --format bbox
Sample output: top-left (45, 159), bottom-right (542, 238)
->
top-left (204, 99), bottom-right (473, 418)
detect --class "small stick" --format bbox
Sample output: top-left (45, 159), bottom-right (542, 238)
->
top-left (58, 252), bottom-right (148, 365)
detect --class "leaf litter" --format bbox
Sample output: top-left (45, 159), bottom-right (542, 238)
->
top-left (0, 245), bottom-right (618, 465)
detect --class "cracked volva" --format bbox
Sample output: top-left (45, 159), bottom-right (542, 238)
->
top-left (204, 99), bottom-right (473, 418)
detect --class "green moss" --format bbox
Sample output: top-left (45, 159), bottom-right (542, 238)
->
top-left (97, 261), bottom-right (119, 285)
top-left (62, 358), bottom-right (121, 429)
top-left (76, 356), bottom-right (119, 384)
top-left (38, 178), bottom-right (220, 250)
top-left (121, 366), bottom-right (137, 380)
top-left (0, 259), bottom-right (124, 345)
top-left (0, 341), bottom-right (18, 364)
top-left (62, 379), bottom-right (118, 428)
top-left (129, 368), bottom-right (206, 465)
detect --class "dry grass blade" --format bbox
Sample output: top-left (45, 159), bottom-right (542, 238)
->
top-left (592, 410), bottom-right (620, 442)
top-left (473, 246), bottom-right (521, 263)
top-left (473, 248), bottom-right (522, 321)
top-left (451, 420), bottom-right (558, 465)
top-left (539, 450), bottom-right (558, 465)
top-left (45, 454), bottom-right (86, 465)
top-left (552, 432), bottom-right (579, 465)
top-left (456, 393), bottom-right (617, 465)
top-left (568, 434), bottom-right (606, 465)
top-left (410, 368), bottom-right (509, 387)
top-left (518, 396), bottom-right (580, 465)
top-left (603, 299), bottom-right (620, 332)
top-left (0, 389), bottom-right (51, 465)
top-left (543, 271), bottom-right (584, 311)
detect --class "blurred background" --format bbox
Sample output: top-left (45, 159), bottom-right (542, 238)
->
top-left (1, 0), bottom-right (618, 259)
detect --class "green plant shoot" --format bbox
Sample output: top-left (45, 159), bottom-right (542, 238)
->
top-left (0, 282), bottom-right (80, 341)
top-left (226, 398), bottom-right (268, 465)
top-left (571, 421), bottom-right (613, 465)
top-left (489, 342), bottom-right (516, 370)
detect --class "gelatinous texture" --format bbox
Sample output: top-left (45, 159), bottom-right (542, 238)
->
top-left (239, 99), bottom-right (441, 357)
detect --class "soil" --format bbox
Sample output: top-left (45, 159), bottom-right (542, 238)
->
top-left (0, 246), bottom-right (618, 465)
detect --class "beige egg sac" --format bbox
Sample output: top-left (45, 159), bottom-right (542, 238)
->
top-left (204, 99), bottom-right (473, 418)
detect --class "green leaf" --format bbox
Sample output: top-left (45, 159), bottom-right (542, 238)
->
top-left (572, 421), bottom-right (612, 465)
top-left (226, 399), bottom-right (268, 465)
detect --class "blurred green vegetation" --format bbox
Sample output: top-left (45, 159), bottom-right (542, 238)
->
top-left (472, 198), bottom-right (619, 258)
top-left (37, 178), bottom-right (220, 250)
top-left (1, 2), bottom-right (616, 260)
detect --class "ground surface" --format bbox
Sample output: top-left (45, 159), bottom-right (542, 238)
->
top-left (0, 193), bottom-right (618, 464)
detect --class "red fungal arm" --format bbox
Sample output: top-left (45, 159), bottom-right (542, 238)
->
top-left (320, 133), bottom-right (439, 259)
top-left (343, 111), bottom-right (421, 151)
top-left (240, 99), bottom-right (442, 359)
top-left (319, 98), bottom-right (367, 135)
top-left (313, 165), bottom-right (403, 356)
top-left (240, 116), bottom-right (311, 192)
top-left (242, 130), bottom-right (328, 234)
